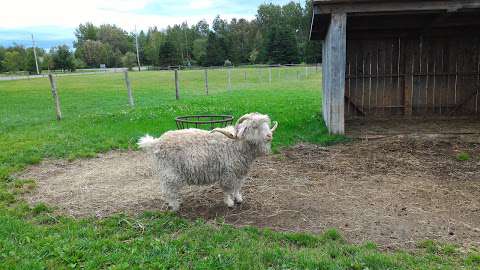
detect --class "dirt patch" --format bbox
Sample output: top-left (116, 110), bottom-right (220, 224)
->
top-left (19, 134), bottom-right (480, 250)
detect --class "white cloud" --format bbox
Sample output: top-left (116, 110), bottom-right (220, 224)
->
top-left (189, 0), bottom-right (214, 9)
top-left (0, 0), bottom-right (252, 39)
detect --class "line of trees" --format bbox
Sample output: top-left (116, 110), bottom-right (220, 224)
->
top-left (0, 44), bottom-right (77, 73)
top-left (0, 1), bottom-right (322, 74)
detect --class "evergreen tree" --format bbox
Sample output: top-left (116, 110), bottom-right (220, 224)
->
top-left (159, 39), bottom-right (180, 66)
top-left (192, 38), bottom-right (207, 66)
top-left (305, 40), bottom-right (322, 64)
top-left (265, 25), bottom-right (299, 64)
top-left (144, 28), bottom-right (165, 66)
top-left (205, 32), bottom-right (227, 66)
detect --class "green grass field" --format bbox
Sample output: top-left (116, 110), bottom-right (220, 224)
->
top-left (1, 68), bottom-right (479, 269)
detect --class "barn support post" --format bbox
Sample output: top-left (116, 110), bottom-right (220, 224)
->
top-left (322, 12), bottom-right (347, 135)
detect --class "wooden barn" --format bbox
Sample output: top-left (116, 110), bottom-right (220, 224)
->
top-left (310, 0), bottom-right (480, 134)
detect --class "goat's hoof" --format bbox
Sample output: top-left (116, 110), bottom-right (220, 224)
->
top-left (234, 194), bottom-right (243, 204)
top-left (225, 198), bottom-right (235, 208)
top-left (167, 203), bottom-right (180, 212)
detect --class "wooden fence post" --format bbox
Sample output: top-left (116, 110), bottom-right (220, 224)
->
top-left (227, 68), bottom-right (232, 91)
top-left (269, 67), bottom-right (272, 84)
top-left (175, 69), bottom-right (180, 100)
top-left (124, 71), bottom-right (134, 106)
top-left (244, 70), bottom-right (247, 81)
top-left (204, 69), bottom-right (208, 95)
top-left (48, 74), bottom-right (62, 120)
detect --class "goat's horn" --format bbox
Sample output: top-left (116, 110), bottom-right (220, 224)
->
top-left (236, 115), bottom-right (249, 125)
top-left (270, 121), bottom-right (278, 132)
top-left (211, 129), bottom-right (237, 139)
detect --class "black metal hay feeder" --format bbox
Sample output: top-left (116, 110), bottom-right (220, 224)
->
top-left (175, 115), bottom-right (234, 130)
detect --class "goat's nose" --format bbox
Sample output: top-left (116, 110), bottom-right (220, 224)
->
top-left (266, 134), bottom-right (272, 141)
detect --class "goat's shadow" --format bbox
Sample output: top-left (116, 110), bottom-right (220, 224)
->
top-left (135, 195), bottom-right (254, 223)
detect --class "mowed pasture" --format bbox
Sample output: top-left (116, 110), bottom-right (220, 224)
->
top-left (0, 66), bottom-right (338, 177)
top-left (1, 67), bottom-right (480, 269)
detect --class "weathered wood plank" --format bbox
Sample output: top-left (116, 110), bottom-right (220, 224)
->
top-left (314, 1), bottom-right (480, 15)
top-left (345, 95), bottom-right (366, 116)
top-left (323, 12), bottom-right (347, 134)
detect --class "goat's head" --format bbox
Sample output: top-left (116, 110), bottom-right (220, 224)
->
top-left (211, 112), bottom-right (278, 154)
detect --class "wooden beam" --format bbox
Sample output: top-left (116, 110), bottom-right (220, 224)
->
top-left (420, 12), bottom-right (452, 33)
top-left (322, 12), bottom-right (347, 135)
top-left (447, 81), bottom-right (480, 116)
top-left (314, 1), bottom-right (480, 15)
top-left (345, 95), bottom-right (366, 116)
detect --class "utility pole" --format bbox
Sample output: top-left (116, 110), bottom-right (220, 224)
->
top-left (135, 26), bottom-right (141, 72)
top-left (31, 34), bottom-right (40, 75)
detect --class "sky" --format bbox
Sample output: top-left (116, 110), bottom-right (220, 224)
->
top-left (0, 0), bottom-right (298, 49)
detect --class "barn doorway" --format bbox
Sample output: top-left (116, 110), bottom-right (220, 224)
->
top-left (310, 0), bottom-right (480, 135)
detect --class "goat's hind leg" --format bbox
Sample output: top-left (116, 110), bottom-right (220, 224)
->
top-left (220, 183), bottom-right (235, 208)
top-left (233, 177), bottom-right (245, 204)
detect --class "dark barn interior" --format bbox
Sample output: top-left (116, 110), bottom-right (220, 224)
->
top-left (310, 0), bottom-right (480, 134)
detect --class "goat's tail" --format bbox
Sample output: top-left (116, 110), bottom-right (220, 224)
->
top-left (138, 134), bottom-right (159, 150)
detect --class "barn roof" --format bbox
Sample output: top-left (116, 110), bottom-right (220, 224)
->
top-left (310, 0), bottom-right (480, 39)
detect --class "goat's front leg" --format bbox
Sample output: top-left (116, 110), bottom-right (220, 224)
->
top-left (163, 184), bottom-right (182, 212)
top-left (233, 177), bottom-right (245, 204)
top-left (160, 173), bottom-right (183, 212)
top-left (220, 183), bottom-right (235, 208)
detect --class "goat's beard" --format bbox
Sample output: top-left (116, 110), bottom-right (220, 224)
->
top-left (258, 142), bottom-right (272, 156)
top-left (244, 139), bottom-right (271, 156)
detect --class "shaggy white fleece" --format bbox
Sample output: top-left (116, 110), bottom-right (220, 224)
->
top-left (138, 112), bottom-right (278, 211)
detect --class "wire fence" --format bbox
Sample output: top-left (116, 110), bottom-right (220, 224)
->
top-left (1, 64), bottom-right (322, 123)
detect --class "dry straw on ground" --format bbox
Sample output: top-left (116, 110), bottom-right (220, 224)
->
top-left (19, 122), bottom-right (480, 250)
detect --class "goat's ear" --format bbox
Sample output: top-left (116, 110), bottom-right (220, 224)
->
top-left (235, 123), bottom-right (247, 138)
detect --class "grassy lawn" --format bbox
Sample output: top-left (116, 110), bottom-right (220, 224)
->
top-left (0, 68), bottom-right (479, 269)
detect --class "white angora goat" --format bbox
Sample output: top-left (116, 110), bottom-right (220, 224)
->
top-left (138, 112), bottom-right (278, 211)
